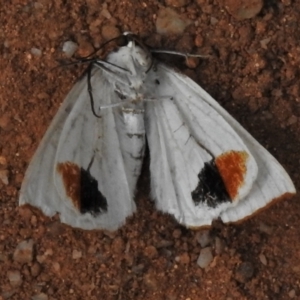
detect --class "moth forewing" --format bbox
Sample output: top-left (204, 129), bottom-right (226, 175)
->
top-left (19, 75), bottom-right (90, 217)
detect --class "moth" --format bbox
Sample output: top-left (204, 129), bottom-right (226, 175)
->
top-left (19, 33), bottom-right (296, 230)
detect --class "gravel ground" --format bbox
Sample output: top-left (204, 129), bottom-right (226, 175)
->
top-left (0, 0), bottom-right (299, 299)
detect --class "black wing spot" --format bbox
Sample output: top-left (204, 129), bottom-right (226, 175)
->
top-left (80, 168), bottom-right (108, 215)
top-left (191, 159), bottom-right (231, 208)
top-left (155, 79), bottom-right (160, 85)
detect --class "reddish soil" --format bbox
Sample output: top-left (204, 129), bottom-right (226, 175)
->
top-left (0, 0), bottom-right (299, 299)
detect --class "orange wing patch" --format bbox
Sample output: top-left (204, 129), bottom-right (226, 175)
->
top-left (57, 162), bottom-right (81, 210)
top-left (215, 151), bottom-right (249, 200)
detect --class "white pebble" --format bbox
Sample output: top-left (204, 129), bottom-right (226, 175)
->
top-left (197, 247), bottom-right (213, 269)
top-left (62, 41), bottom-right (78, 57)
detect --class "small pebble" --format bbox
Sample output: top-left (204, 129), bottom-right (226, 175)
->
top-left (7, 270), bottom-right (22, 287)
top-left (0, 169), bottom-right (9, 185)
top-left (144, 245), bottom-right (158, 259)
top-left (72, 249), bottom-right (82, 260)
top-left (288, 289), bottom-right (296, 298)
top-left (197, 247), bottom-right (213, 268)
top-left (179, 252), bottom-right (190, 264)
top-left (31, 293), bottom-right (48, 300)
top-left (260, 38), bottom-right (271, 49)
top-left (87, 245), bottom-right (97, 254)
top-left (156, 7), bottom-right (191, 35)
top-left (30, 47), bottom-right (42, 56)
top-left (100, 8), bottom-right (111, 19)
top-left (224, 0), bottom-right (263, 20)
top-left (132, 263), bottom-right (145, 274)
top-left (44, 248), bottom-right (53, 256)
top-left (101, 25), bottom-right (121, 41)
top-left (194, 34), bottom-right (204, 47)
top-left (52, 262), bottom-right (61, 272)
top-left (292, 265), bottom-right (300, 273)
top-left (259, 253), bottom-right (267, 266)
top-left (235, 262), bottom-right (254, 283)
top-left (210, 16), bottom-right (218, 25)
top-left (34, 2), bottom-right (43, 9)
top-left (62, 41), bottom-right (78, 57)
top-left (156, 240), bottom-right (174, 248)
top-left (77, 39), bottom-right (94, 57)
top-left (0, 156), bottom-right (7, 166)
top-left (30, 215), bottom-right (37, 227)
top-left (4, 40), bottom-right (10, 48)
top-left (185, 57), bottom-right (200, 69)
top-left (13, 239), bottom-right (34, 263)
top-left (36, 255), bottom-right (46, 264)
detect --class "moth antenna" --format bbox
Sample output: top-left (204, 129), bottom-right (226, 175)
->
top-left (93, 60), bottom-right (131, 75)
top-left (150, 49), bottom-right (210, 59)
top-left (87, 63), bottom-right (101, 118)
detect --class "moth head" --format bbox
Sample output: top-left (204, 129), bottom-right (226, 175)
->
top-left (131, 44), bottom-right (152, 68)
top-left (124, 35), bottom-right (152, 70)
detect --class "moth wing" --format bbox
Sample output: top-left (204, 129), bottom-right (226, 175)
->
top-left (145, 97), bottom-right (218, 226)
top-left (20, 68), bottom-right (140, 230)
top-left (157, 65), bottom-right (295, 223)
top-left (145, 64), bottom-right (295, 227)
top-left (19, 76), bottom-right (88, 215)
top-left (145, 68), bottom-right (256, 227)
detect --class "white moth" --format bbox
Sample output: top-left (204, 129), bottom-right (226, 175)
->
top-left (19, 34), bottom-right (296, 230)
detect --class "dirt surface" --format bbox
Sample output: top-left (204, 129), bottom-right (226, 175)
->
top-left (1, 0), bottom-right (300, 299)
